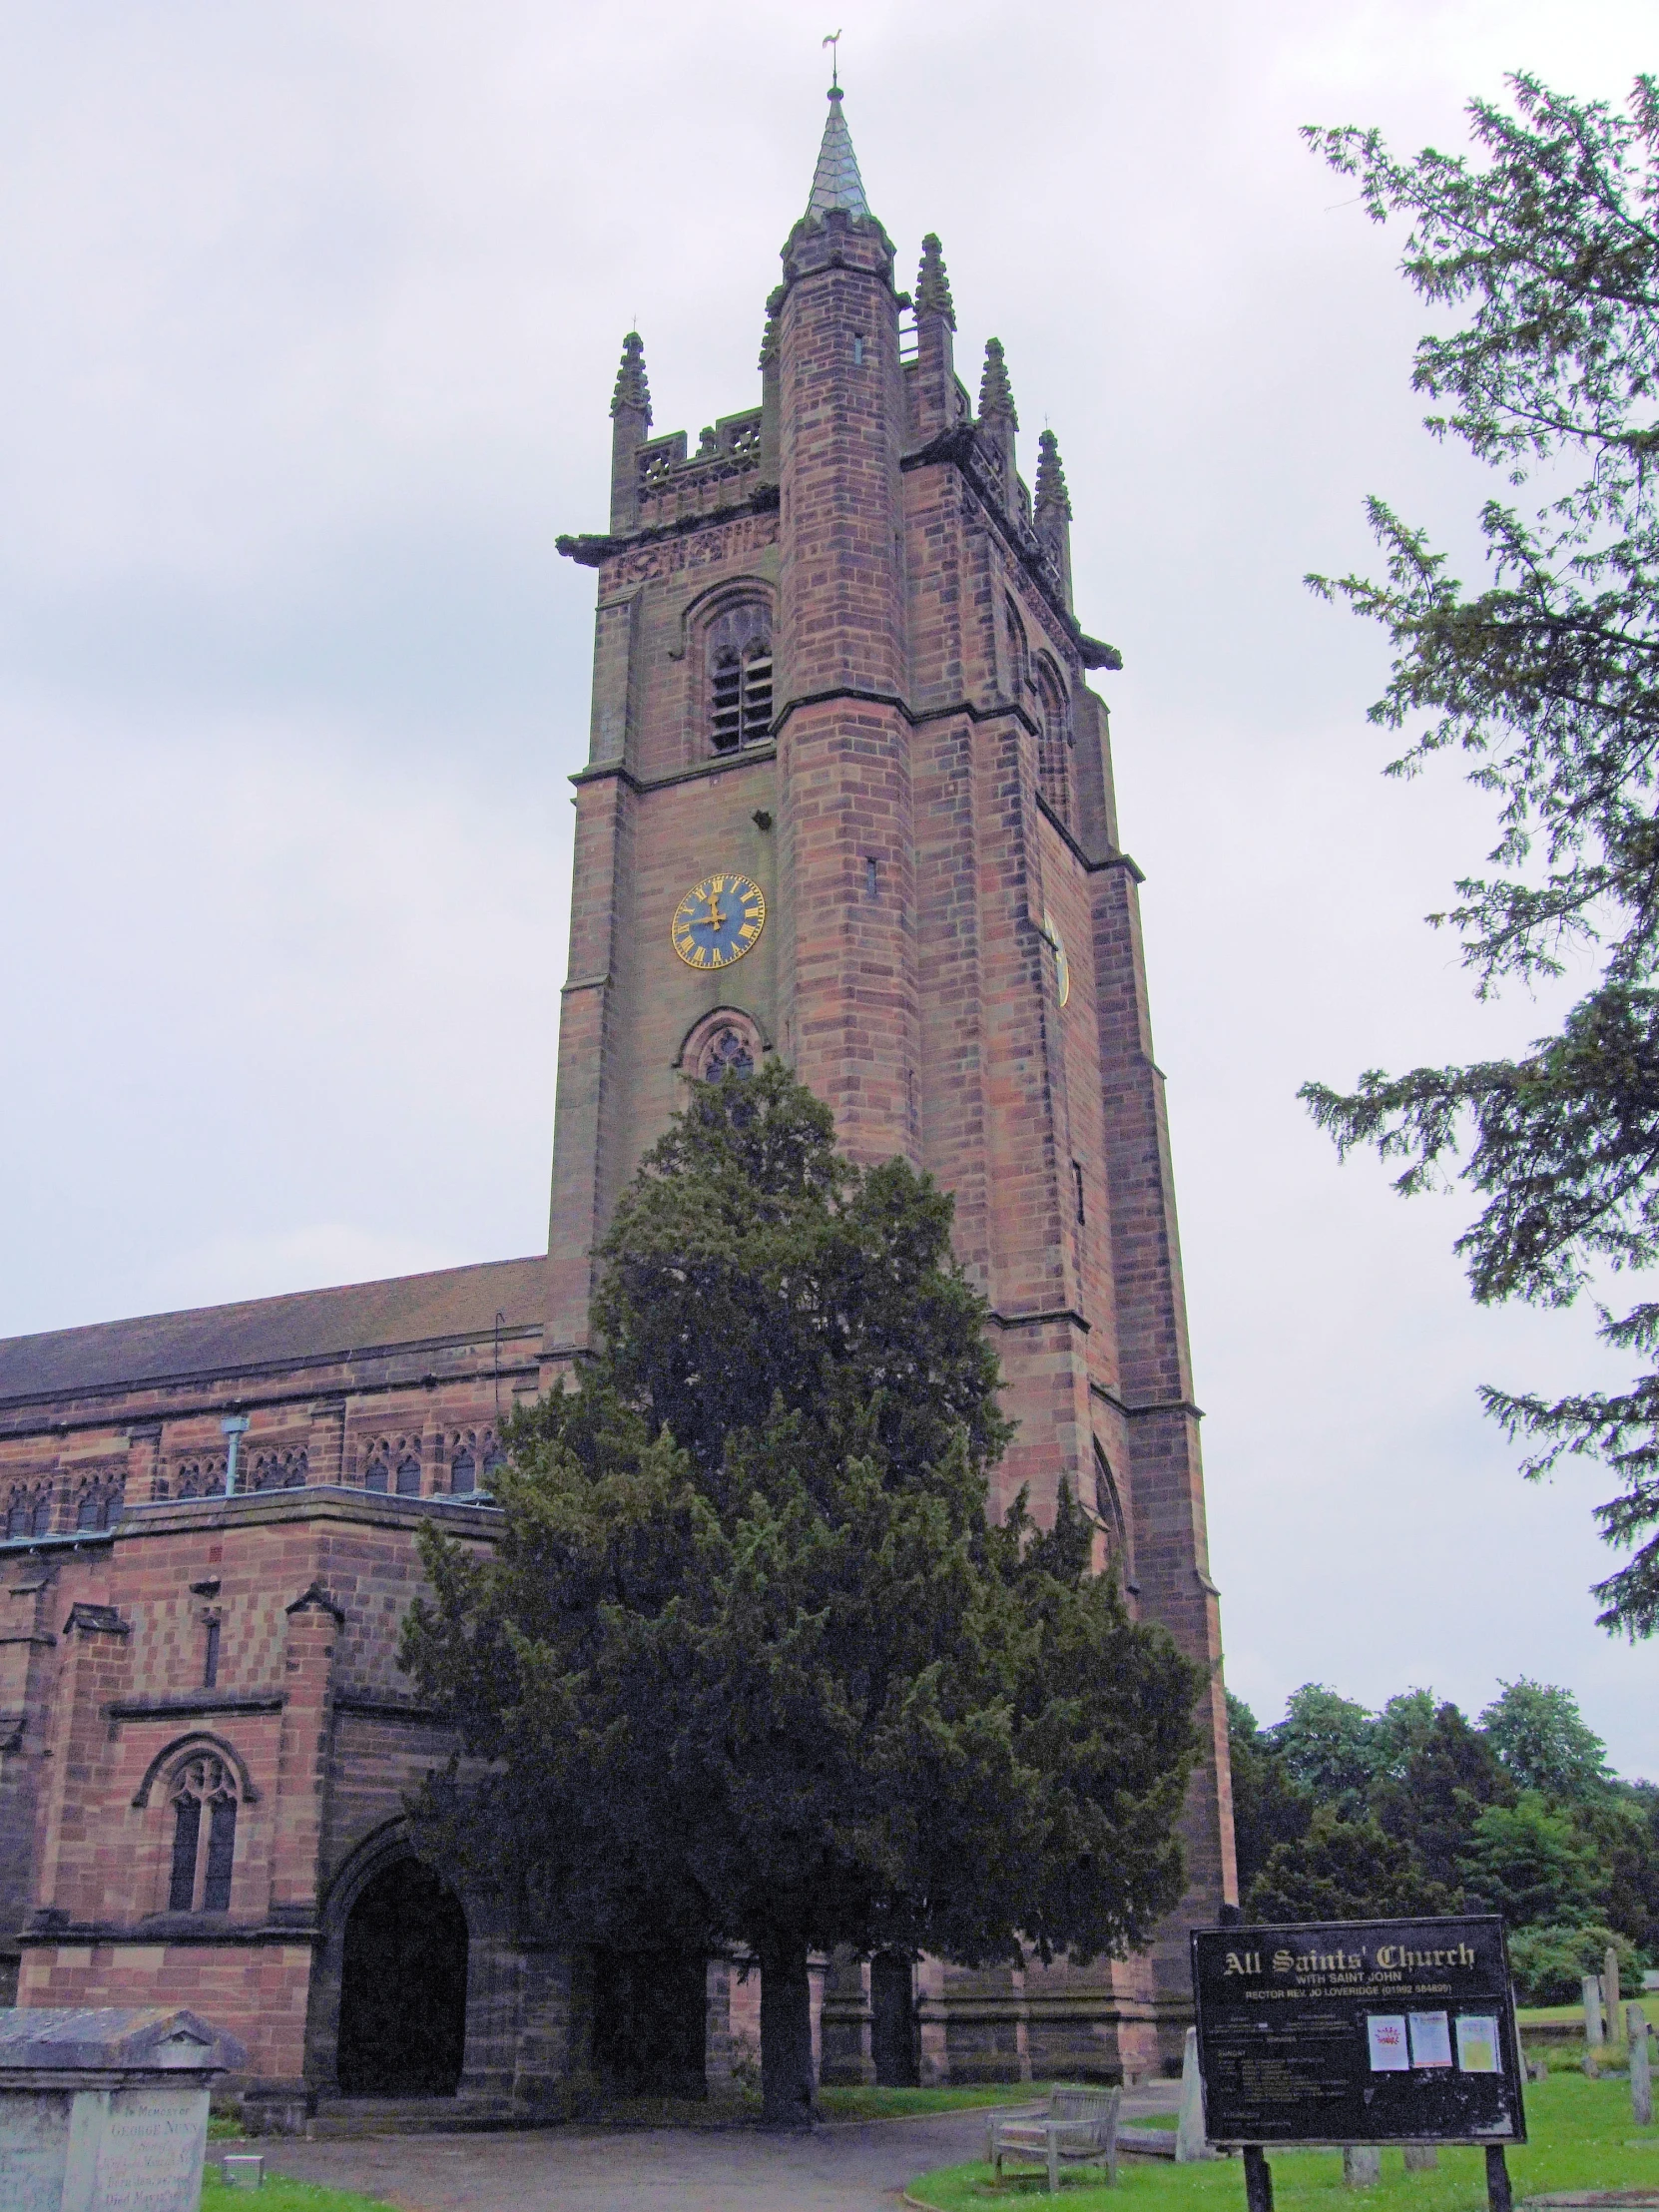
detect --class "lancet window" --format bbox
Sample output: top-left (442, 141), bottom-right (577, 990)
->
top-left (1034, 658), bottom-right (1072, 829)
top-left (395, 1454), bottom-right (422, 1497)
top-left (167, 1752), bottom-right (239, 1914)
top-left (5, 1488), bottom-right (52, 1539)
top-left (707, 602), bottom-right (774, 754)
top-left (75, 1484), bottom-right (123, 1530)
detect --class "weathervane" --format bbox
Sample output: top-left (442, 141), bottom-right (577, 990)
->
top-left (823, 27), bottom-right (842, 89)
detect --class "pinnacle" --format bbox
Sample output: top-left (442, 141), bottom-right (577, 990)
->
top-left (804, 87), bottom-right (871, 223)
top-left (915, 235), bottom-right (956, 328)
top-left (977, 337), bottom-right (1018, 431)
top-left (759, 286), bottom-right (785, 372)
top-left (1035, 429), bottom-right (1071, 519)
top-left (610, 331), bottom-right (652, 423)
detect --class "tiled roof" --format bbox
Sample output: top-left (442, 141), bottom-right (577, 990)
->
top-left (805, 90), bottom-right (870, 222)
top-left (0, 1256), bottom-right (547, 1403)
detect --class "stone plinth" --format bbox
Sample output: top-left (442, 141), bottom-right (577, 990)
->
top-left (0, 2006), bottom-right (247, 2212)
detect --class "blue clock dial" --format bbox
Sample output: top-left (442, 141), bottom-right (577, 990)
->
top-left (671, 873), bottom-right (767, 971)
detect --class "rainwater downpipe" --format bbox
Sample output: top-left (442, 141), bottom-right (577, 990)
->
top-left (222, 1414), bottom-right (251, 1497)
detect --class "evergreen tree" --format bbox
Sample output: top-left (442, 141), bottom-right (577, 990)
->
top-left (400, 1065), bottom-right (1203, 2126)
top-left (1298, 75), bottom-right (1659, 1635)
top-left (1246, 1807), bottom-right (1451, 1924)
top-left (1374, 1700), bottom-right (1516, 1893)
top-left (1227, 1695), bottom-right (1314, 1898)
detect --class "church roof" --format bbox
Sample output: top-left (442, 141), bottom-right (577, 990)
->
top-left (0, 1255), bottom-right (547, 1405)
top-left (804, 89), bottom-right (870, 222)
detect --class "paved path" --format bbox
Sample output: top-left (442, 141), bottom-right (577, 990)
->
top-left (251, 2082), bottom-right (1181, 2212)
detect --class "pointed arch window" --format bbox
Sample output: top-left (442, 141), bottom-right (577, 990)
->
top-left (448, 1447), bottom-right (476, 1495)
top-left (167, 1752), bottom-right (239, 1914)
top-left (707, 602), bottom-right (774, 754)
top-left (394, 1454), bottom-right (422, 1498)
top-left (1034, 659), bottom-right (1072, 829)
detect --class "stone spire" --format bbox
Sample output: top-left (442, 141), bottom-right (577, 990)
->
top-left (610, 330), bottom-right (652, 425)
top-left (804, 87), bottom-right (871, 223)
top-left (1034, 428), bottom-right (1074, 611)
top-left (1034, 427), bottom-right (1070, 519)
top-left (977, 337), bottom-right (1018, 430)
top-left (915, 235), bottom-right (956, 328)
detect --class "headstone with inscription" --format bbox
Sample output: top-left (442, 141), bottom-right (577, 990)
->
top-left (0, 2007), bottom-right (247, 2212)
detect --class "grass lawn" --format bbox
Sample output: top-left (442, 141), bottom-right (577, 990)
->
top-left (202, 2173), bottom-right (398, 2212)
top-left (905, 2069), bottom-right (1659, 2208)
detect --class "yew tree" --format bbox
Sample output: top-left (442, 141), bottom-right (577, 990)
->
top-left (400, 1063), bottom-right (1201, 2126)
top-left (1301, 75), bottom-right (1659, 1635)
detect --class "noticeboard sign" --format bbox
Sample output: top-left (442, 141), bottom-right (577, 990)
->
top-left (1191, 1916), bottom-right (1526, 2147)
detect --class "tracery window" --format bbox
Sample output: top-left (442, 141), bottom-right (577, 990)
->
top-left (167, 1753), bottom-right (239, 1914)
top-left (448, 1447), bottom-right (476, 1495)
top-left (75, 1485), bottom-right (122, 1531)
top-left (395, 1454), bottom-right (422, 1497)
top-left (481, 1443), bottom-right (506, 1486)
top-left (702, 1025), bottom-right (756, 1082)
top-left (707, 602), bottom-right (773, 755)
top-left (1034, 659), bottom-right (1072, 829)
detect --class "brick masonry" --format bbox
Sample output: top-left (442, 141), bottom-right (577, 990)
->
top-left (0, 88), bottom-right (1234, 2111)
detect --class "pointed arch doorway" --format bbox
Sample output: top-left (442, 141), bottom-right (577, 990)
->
top-left (335, 1857), bottom-right (469, 2095)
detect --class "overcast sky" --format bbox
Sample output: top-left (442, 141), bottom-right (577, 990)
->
top-left (3, 0), bottom-right (1656, 1774)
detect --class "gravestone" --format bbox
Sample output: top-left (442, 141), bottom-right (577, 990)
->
top-left (1585, 1975), bottom-right (1606, 2049)
top-left (1344, 2146), bottom-right (1382, 2186)
top-left (1175, 2025), bottom-right (1208, 2162)
top-left (1631, 2006), bottom-right (1653, 2129)
top-left (1607, 1949), bottom-right (1623, 2041)
top-left (0, 2006), bottom-right (246, 2212)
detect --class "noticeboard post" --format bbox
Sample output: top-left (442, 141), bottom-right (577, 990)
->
top-left (1191, 1917), bottom-right (1525, 2212)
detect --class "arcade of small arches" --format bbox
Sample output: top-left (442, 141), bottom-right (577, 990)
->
top-left (358, 1429), bottom-right (505, 1498)
top-left (3, 1478), bottom-right (124, 1540)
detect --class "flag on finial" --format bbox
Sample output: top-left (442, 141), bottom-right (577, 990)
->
top-left (823, 28), bottom-right (841, 90)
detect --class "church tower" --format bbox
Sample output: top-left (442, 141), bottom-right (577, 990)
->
top-left (547, 86), bottom-right (1235, 2076)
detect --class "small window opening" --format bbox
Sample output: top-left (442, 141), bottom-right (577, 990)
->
top-left (168, 1754), bottom-right (238, 1914)
top-left (1073, 1161), bottom-right (1086, 1225)
top-left (852, 333), bottom-right (865, 365)
top-left (865, 856), bottom-right (878, 901)
top-left (203, 1619), bottom-right (221, 1689)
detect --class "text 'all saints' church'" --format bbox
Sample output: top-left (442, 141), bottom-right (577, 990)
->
top-left (0, 85), bottom-right (1235, 2125)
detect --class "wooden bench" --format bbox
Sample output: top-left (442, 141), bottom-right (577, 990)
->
top-left (986, 2085), bottom-right (1123, 2194)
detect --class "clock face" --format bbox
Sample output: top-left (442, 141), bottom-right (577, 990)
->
top-left (672, 872), bottom-right (767, 971)
top-left (1041, 907), bottom-right (1071, 1007)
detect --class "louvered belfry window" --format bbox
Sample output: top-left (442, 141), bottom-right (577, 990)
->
top-left (707, 602), bottom-right (773, 755)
